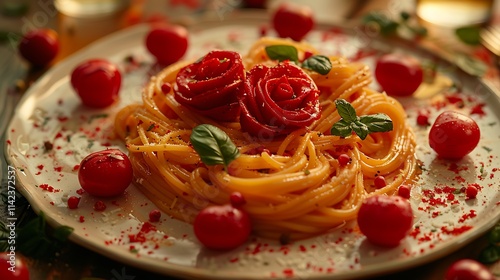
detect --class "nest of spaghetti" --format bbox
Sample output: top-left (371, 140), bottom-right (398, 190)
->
top-left (115, 37), bottom-right (418, 240)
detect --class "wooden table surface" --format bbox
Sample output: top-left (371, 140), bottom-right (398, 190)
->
top-left (0, 0), bottom-right (499, 279)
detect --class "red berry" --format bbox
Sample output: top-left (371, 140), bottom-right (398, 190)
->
top-left (374, 175), bottom-right (387, 189)
top-left (194, 204), bottom-right (251, 250)
top-left (94, 200), bottom-right (107, 211)
top-left (161, 83), bottom-right (172, 94)
top-left (445, 259), bottom-right (495, 280)
top-left (338, 154), bottom-right (350, 166)
top-left (357, 195), bottom-right (413, 247)
top-left (272, 2), bottom-right (314, 41)
top-left (78, 149), bottom-right (133, 197)
top-left (416, 112), bottom-right (430, 126)
top-left (398, 185), bottom-right (411, 199)
top-left (375, 53), bottom-right (423, 96)
top-left (466, 184), bottom-right (478, 199)
top-left (67, 196), bottom-right (80, 209)
top-left (429, 111), bottom-right (480, 160)
top-left (149, 209), bottom-right (162, 222)
top-left (145, 25), bottom-right (189, 65)
top-left (71, 59), bottom-right (122, 108)
top-left (230, 192), bottom-right (246, 208)
top-left (18, 29), bottom-right (59, 67)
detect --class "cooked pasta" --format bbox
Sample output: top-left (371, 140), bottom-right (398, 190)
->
top-left (114, 37), bottom-right (418, 240)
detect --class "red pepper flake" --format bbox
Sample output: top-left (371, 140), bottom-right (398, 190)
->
top-left (299, 244), bottom-right (307, 252)
top-left (441, 225), bottom-right (472, 235)
top-left (37, 164), bottom-right (44, 170)
top-left (72, 164), bottom-right (80, 171)
top-left (54, 166), bottom-right (63, 172)
top-left (57, 116), bottom-right (69, 122)
top-left (6, 140), bottom-right (11, 145)
top-left (229, 257), bottom-right (239, 263)
top-left (470, 103), bottom-right (486, 116)
top-left (50, 201), bottom-right (55, 205)
top-left (79, 215), bottom-right (85, 223)
top-left (55, 132), bottom-right (63, 138)
top-left (259, 24), bottom-right (268, 37)
top-left (416, 109), bottom-right (430, 126)
top-left (283, 268), bottom-right (294, 278)
top-left (129, 222), bottom-right (157, 243)
top-left (458, 210), bottom-right (477, 223)
top-left (76, 188), bottom-right (85, 195)
top-left (445, 94), bottom-right (464, 106)
top-left (94, 200), bottom-right (107, 211)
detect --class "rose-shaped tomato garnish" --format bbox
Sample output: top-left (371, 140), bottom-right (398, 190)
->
top-left (174, 50), bottom-right (245, 121)
top-left (239, 62), bottom-right (320, 139)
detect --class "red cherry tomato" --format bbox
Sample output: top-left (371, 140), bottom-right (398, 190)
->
top-left (445, 259), bottom-right (495, 280)
top-left (375, 53), bottom-right (423, 96)
top-left (272, 2), bottom-right (314, 41)
top-left (0, 252), bottom-right (30, 280)
top-left (193, 204), bottom-right (251, 250)
top-left (71, 59), bottom-right (122, 108)
top-left (78, 149), bottom-right (133, 197)
top-left (428, 111), bottom-right (480, 160)
top-left (18, 28), bottom-right (59, 67)
top-left (145, 25), bottom-right (189, 65)
top-left (357, 195), bottom-right (413, 247)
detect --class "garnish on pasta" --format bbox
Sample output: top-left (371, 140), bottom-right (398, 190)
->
top-left (115, 37), bottom-right (419, 241)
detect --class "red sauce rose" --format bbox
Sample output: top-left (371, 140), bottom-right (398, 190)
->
top-left (239, 62), bottom-right (320, 139)
top-left (174, 50), bottom-right (245, 121)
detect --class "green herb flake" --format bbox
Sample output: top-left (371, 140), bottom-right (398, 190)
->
top-left (190, 124), bottom-right (240, 168)
top-left (88, 113), bottom-right (109, 124)
top-left (304, 169), bottom-right (310, 175)
top-left (482, 146), bottom-right (492, 153)
top-left (147, 123), bottom-right (156, 131)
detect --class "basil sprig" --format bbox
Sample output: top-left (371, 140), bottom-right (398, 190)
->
top-left (264, 45), bottom-right (332, 75)
top-left (330, 99), bottom-right (393, 140)
top-left (190, 124), bottom-right (240, 168)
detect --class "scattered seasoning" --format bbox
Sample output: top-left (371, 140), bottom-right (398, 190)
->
top-left (94, 200), bottom-right (107, 211)
top-left (147, 123), bottom-right (156, 131)
top-left (79, 216), bottom-right (85, 223)
top-left (87, 113), bottom-right (109, 124)
top-left (482, 146), bottom-right (492, 153)
top-left (43, 141), bottom-right (53, 152)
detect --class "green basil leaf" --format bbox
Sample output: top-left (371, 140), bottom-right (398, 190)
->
top-left (362, 12), bottom-right (399, 36)
top-left (478, 245), bottom-right (500, 264)
top-left (302, 55), bottom-right (332, 75)
top-left (351, 121), bottom-right (369, 140)
top-left (335, 99), bottom-right (357, 123)
top-left (455, 26), bottom-right (481, 45)
top-left (358, 113), bottom-right (393, 133)
top-left (190, 124), bottom-right (240, 167)
top-left (330, 119), bottom-right (352, 138)
top-left (265, 45), bottom-right (299, 63)
top-left (488, 224), bottom-right (500, 244)
top-left (53, 226), bottom-right (74, 243)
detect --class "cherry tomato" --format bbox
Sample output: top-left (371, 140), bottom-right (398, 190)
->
top-left (428, 111), bottom-right (480, 160)
top-left (0, 252), bottom-right (30, 280)
top-left (375, 53), bottom-right (423, 96)
top-left (71, 59), bottom-right (122, 108)
top-left (272, 2), bottom-right (314, 41)
top-left (78, 149), bottom-right (133, 197)
top-left (18, 28), bottom-right (59, 67)
top-left (145, 25), bottom-right (189, 65)
top-left (193, 204), bottom-right (251, 250)
top-left (357, 195), bottom-right (413, 247)
top-left (445, 259), bottom-right (495, 280)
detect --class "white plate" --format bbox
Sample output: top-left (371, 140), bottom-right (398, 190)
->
top-left (6, 12), bottom-right (500, 279)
